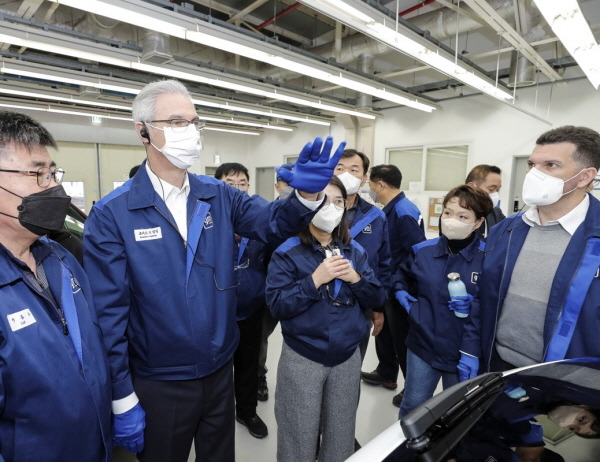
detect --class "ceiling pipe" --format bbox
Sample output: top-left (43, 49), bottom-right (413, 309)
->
top-left (263, 0), bottom-right (517, 80)
top-left (257, 3), bottom-right (301, 30)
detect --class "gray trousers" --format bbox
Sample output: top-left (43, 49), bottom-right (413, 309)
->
top-left (275, 342), bottom-right (361, 462)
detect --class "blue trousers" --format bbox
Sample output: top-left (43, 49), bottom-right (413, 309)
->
top-left (399, 349), bottom-right (459, 419)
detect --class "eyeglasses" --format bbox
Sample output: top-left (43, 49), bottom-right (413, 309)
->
top-left (323, 198), bottom-right (346, 210)
top-left (226, 181), bottom-right (249, 189)
top-left (147, 118), bottom-right (206, 133)
top-left (0, 167), bottom-right (65, 187)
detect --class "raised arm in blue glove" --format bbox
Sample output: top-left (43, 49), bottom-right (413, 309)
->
top-left (395, 290), bottom-right (416, 314)
top-left (277, 136), bottom-right (346, 194)
top-left (457, 351), bottom-right (479, 382)
top-left (113, 402), bottom-right (146, 454)
top-left (448, 294), bottom-right (474, 316)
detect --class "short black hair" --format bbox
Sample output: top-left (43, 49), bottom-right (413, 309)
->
top-left (129, 165), bottom-right (141, 179)
top-left (0, 111), bottom-right (57, 160)
top-left (443, 184), bottom-right (493, 220)
top-left (341, 149), bottom-right (370, 175)
top-left (465, 164), bottom-right (502, 185)
top-left (369, 164), bottom-right (402, 189)
top-left (214, 162), bottom-right (249, 181)
top-left (536, 125), bottom-right (600, 170)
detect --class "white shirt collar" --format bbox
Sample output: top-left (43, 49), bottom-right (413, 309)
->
top-left (145, 161), bottom-right (190, 201)
top-left (522, 194), bottom-right (589, 235)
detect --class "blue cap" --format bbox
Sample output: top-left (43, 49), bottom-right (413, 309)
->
top-left (276, 163), bottom-right (294, 182)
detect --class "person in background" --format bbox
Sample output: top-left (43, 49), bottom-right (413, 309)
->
top-left (215, 162), bottom-right (269, 439)
top-left (394, 185), bottom-right (492, 418)
top-left (0, 111), bottom-right (111, 461)
top-left (83, 78), bottom-right (345, 462)
top-left (465, 164), bottom-right (505, 240)
top-left (460, 126), bottom-right (600, 383)
top-left (334, 149), bottom-right (390, 352)
top-left (257, 161), bottom-right (295, 402)
top-left (129, 164), bottom-right (141, 179)
top-left (267, 176), bottom-right (386, 462)
top-left (362, 164), bottom-right (426, 408)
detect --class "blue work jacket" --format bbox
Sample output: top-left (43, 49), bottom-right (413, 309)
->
top-left (395, 235), bottom-right (485, 372)
top-left (383, 192), bottom-right (426, 268)
top-left (235, 236), bottom-right (268, 321)
top-left (348, 196), bottom-right (392, 296)
top-left (0, 240), bottom-right (111, 462)
top-left (266, 237), bottom-right (387, 367)
top-left (83, 161), bottom-right (317, 400)
top-left (462, 194), bottom-right (600, 372)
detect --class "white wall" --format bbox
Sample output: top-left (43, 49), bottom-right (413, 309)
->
top-left (372, 78), bottom-right (600, 221)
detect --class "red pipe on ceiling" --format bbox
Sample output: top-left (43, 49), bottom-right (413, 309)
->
top-left (399, 0), bottom-right (436, 17)
top-left (257, 2), bottom-right (302, 30)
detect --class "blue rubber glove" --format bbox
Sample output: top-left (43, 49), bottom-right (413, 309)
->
top-left (457, 351), bottom-right (479, 381)
top-left (276, 136), bottom-right (346, 193)
top-left (113, 402), bottom-right (146, 454)
top-left (448, 294), bottom-right (474, 316)
top-left (395, 290), bottom-right (416, 314)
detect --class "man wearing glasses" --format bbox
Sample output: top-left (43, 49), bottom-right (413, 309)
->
top-left (83, 79), bottom-right (345, 462)
top-left (0, 111), bottom-right (111, 461)
top-left (214, 162), bottom-right (269, 440)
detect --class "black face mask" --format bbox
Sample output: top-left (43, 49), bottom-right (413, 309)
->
top-left (0, 185), bottom-right (71, 236)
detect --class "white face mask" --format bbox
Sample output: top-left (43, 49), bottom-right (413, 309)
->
top-left (311, 203), bottom-right (344, 233)
top-left (441, 218), bottom-right (476, 241)
top-left (489, 191), bottom-right (500, 208)
top-left (151, 124), bottom-right (203, 169)
top-left (337, 172), bottom-right (362, 196)
top-left (522, 167), bottom-right (584, 206)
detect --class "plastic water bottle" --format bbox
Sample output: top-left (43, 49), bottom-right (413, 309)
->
top-left (447, 272), bottom-right (468, 318)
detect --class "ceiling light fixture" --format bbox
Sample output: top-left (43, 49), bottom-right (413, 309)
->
top-left (298, 0), bottom-right (514, 102)
top-left (531, 0), bottom-right (600, 89)
top-left (47, 0), bottom-right (437, 112)
top-left (0, 24), bottom-right (376, 120)
top-left (1, 60), bottom-right (332, 125)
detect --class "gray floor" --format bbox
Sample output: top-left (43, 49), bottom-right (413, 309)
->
top-left (113, 326), bottom-right (600, 461)
top-left (114, 324), bottom-right (401, 462)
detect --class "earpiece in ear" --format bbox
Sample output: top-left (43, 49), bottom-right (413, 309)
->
top-left (140, 126), bottom-right (150, 142)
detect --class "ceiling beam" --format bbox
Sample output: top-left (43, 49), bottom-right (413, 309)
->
top-left (461, 0), bottom-right (562, 81)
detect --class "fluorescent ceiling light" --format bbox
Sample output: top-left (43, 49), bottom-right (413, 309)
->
top-left (532, 0), bottom-right (600, 89)
top-left (47, 0), bottom-right (436, 112)
top-left (0, 87), bottom-right (131, 111)
top-left (204, 127), bottom-right (260, 136)
top-left (1, 60), bottom-right (331, 125)
top-left (298, 0), bottom-right (514, 102)
top-left (0, 101), bottom-right (133, 121)
top-left (0, 24), bottom-right (376, 120)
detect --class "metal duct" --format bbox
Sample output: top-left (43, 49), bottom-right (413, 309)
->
top-left (263, 0), bottom-right (517, 81)
top-left (141, 30), bottom-right (173, 65)
top-left (508, 0), bottom-right (540, 87)
top-left (356, 54), bottom-right (374, 108)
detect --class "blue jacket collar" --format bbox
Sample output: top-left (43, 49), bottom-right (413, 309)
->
top-left (382, 191), bottom-right (405, 216)
top-left (0, 239), bottom-right (53, 287)
top-left (127, 159), bottom-right (218, 211)
top-left (432, 234), bottom-right (481, 262)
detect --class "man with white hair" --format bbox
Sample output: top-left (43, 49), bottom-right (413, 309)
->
top-left (84, 79), bottom-right (344, 462)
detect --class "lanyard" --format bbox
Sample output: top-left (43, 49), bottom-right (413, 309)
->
top-left (545, 238), bottom-right (600, 361)
top-left (186, 201), bottom-right (211, 283)
top-left (60, 263), bottom-right (83, 365)
top-left (237, 237), bottom-right (249, 266)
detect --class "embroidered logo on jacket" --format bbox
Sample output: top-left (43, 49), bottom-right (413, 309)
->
top-left (204, 212), bottom-right (214, 229)
top-left (362, 224), bottom-right (372, 234)
top-left (471, 272), bottom-right (479, 284)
